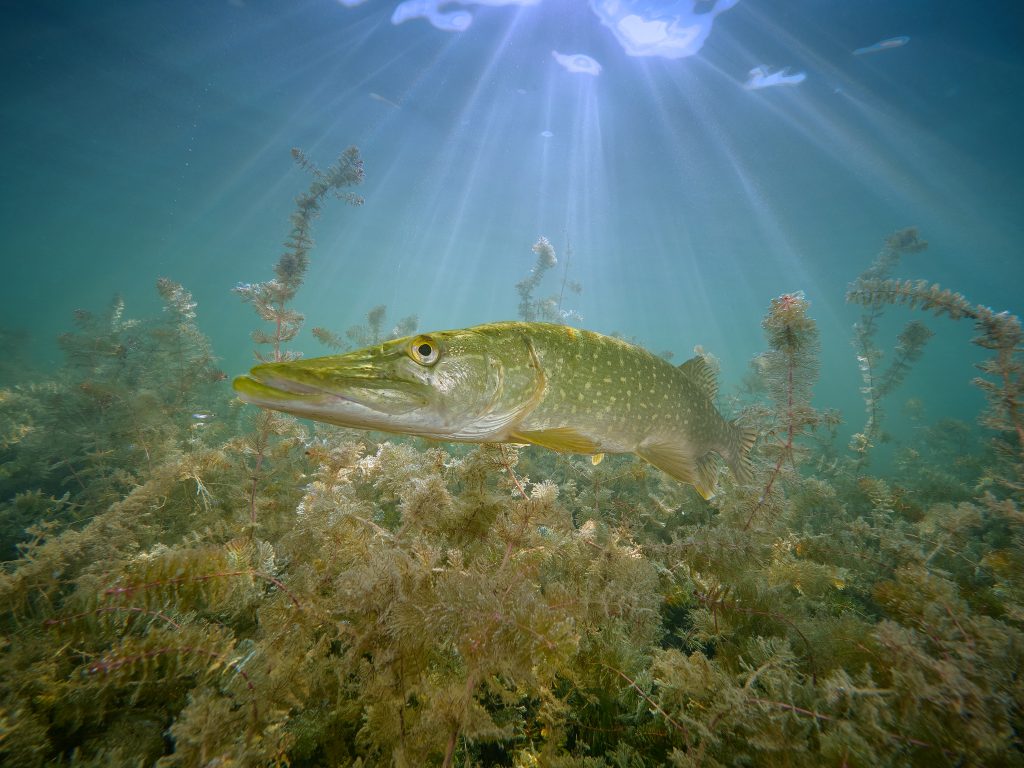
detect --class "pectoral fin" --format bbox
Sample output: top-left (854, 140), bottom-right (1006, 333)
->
top-left (509, 427), bottom-right (603, 455)
top-left (638, 442), bottom-right (720, 500)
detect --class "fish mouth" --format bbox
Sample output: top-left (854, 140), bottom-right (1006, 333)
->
top-left (234, 371), bottom-right (337, 400)
top-left (232, 370), bottom-right (367, 409)
top-left (232, 364), bottom-right (426, 419)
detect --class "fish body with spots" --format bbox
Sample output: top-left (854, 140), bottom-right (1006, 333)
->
top-left (233, 322), bottom-right (754, 498)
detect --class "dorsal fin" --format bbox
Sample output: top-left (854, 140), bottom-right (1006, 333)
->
top-left (678, 355), bottom-right (718, 401)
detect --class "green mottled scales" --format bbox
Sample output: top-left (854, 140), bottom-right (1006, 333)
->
top-left (234, 321), bottom-right (755, 497)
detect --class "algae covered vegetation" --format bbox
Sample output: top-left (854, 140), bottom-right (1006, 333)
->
top-left (1, 148), bottom-right (1022, 767)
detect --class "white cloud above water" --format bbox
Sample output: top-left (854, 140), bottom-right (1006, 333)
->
top-left (345, 0), bottom-right (739, 60)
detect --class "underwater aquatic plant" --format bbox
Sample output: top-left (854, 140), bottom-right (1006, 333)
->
top-left (235, 147), bottom-right (364, 363)
top-left (310, 325), bottom-right (346, 350)
top-left (555, 235), bottom-right (582, 319)
top-left (155, 277), bottom-right (221, 418)
top-left (312, 306), bottom-right (418, 351)
top-left (345, 304), bottom-right (419, 348)
top-left (515, 236), bottom-right (582, 324)
top-left (231, 147), bottom-right (366, 532)
top-left (847, 256), bottom-right (1024, 493)
top-left (0, 280), bottom-right (225, 556)
top-left (516, 236), bottom-right (558, 322)
top-left (848, 229), bottom-right (933, 464)
top-left (743, 292), bottom-right (821, 529)
top-left (875, 320), bottom-right (934, 400)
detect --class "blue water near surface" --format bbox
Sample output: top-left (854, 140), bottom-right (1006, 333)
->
top-left (2, 0), bottom-right (1022, 438)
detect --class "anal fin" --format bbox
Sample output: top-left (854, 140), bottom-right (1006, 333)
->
top-left (638, 441), bottom-right (720, 500)
top-left (694, 452), bottom-right (721, 499)
top-left (508, 427), bottom-right (602, 455)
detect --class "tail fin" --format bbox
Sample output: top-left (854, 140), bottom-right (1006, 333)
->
top-left (725, 419), bottom-right (757, 484)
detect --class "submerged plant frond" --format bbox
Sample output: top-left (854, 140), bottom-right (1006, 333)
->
top-left (743, 292), bottom-right (822, 529)
top-left (847, 231), bottom-right (934, 466)
top-left (516, 235), bottom-right (582, 324)
top-left (235, 146), bottom-right (365, 362)
top-left (848, 265), bottom-right (1024, 479)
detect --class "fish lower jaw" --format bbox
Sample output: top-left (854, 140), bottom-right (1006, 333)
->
top-left (234, 374), bottom-right (311, 402)
top-left (251, 374), bottom-right (331, 398)
top-left (234, 375), bottom-right (375, 410)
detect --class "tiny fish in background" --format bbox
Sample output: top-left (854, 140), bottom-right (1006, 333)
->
top-left (744, 65), bottom-right (806, 90)
top-left (369, 92), bottom-right (402, 109)
top-left (552, 50), bottom-right (603, 76)
top-left (853, 36), bottom-right (910, 56)
top-left (234, 321), bottom-right (755, 498)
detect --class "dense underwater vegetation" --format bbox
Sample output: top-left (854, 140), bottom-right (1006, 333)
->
top-left (0, 145), bottom-right (1020, 767)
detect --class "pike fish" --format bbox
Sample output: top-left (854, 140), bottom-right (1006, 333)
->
top-left (233, 322), bottom-right (755, 498)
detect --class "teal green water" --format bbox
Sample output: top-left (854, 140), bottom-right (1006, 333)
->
top-left (3, 1), bottom-right (1020, 425)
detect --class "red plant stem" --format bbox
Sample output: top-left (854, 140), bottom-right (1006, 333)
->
top-left (696, 591), bottom-right (817, 683)
top-left (89, 645), bottom-right (259, 722)
top-left (943, 604), bottom-right (974, 651)
top-left (498, 444), bottom-right (528, 499)
top-left (607, 665), bottom-right (689, 739)
top-left (754, 698), bottom-right (832, 720)
top-left (61, 454), bottom-right (88, 492)
top-left (248, 450), bottom-right (264, 526)
top-left (751, 698), bottom-right (943, 753)
top-left (44, 605), bottom-right (182, 630)
top-left (121, 400), bottom-right (154, 472)
top-left (104, 569), bottom-right (303, 609)
top-left (745, 351), bottom-right (795, 530)
top-left (441, 673), bottom-right (478, 768)
top-left (497, 445), bottom-right (529, 571)
top-left (441, 729), bottom-right (458, 768)
top-left (860, 525), bottom-right (984, 573)
top-left (247, 423), bottom-right (272, 527)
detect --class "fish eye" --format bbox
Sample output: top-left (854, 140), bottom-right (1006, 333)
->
top-left (409, 336), bottom-right (440, 365)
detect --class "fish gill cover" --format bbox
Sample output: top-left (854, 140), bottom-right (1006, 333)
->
top-left (0, 149), bottom-right (1021, 767)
